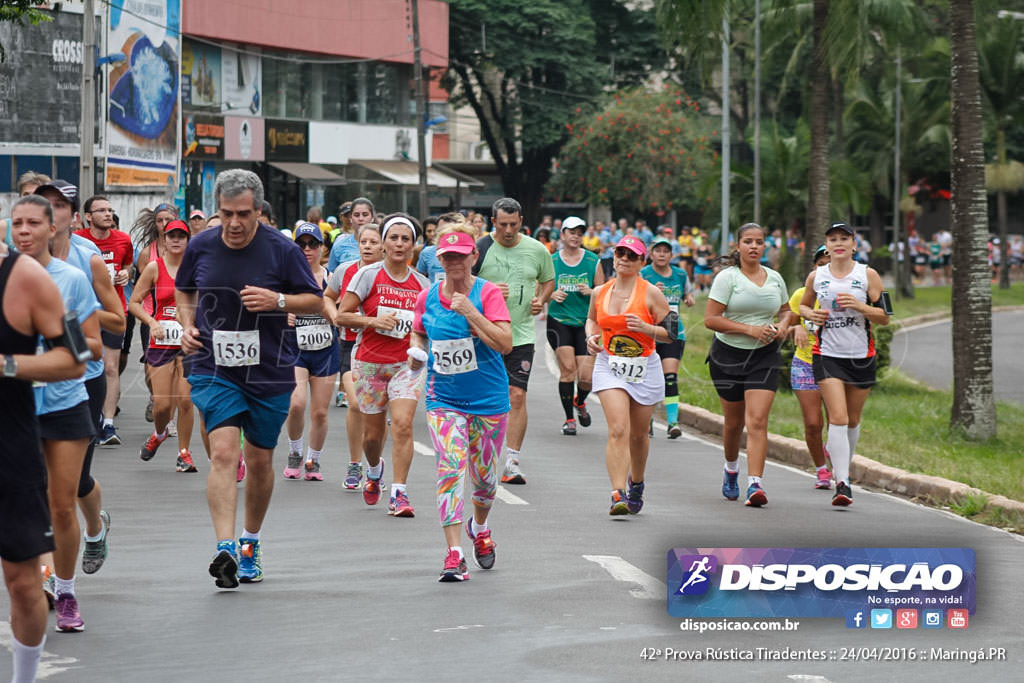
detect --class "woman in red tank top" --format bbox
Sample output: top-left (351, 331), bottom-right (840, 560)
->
top-left (585, 236), bottom-right (672, 516)
top-left (128, 220), bottom-right (196, 473)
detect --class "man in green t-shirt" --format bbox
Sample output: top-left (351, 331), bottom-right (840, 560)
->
top-left (474, 198), bottom-right (555, 485)
top-left (547, 216), bottom-right (604, 436)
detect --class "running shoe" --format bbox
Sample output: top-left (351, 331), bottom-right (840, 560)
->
top-left (744, 483), bottom-right (768, 507)
top-left (41, 564), bottom-right (55, 610)
top-left (815, 467), bottom-right (832, 490)
top-left (209, 540), bottom-right (239, 589)
top-left (626, 478), bottom-right (645, 514)
top-left (388, 489), bottom-right (415, 517)
top-left (722, 470), bottom-right (740, 501)
top-left (54, 593), bottom-right (84, 632)
top-left (609, 489), bottom-right (630, 516)
top-left (98, 423), bottom-right (121, 446)
top-left (575, 398), bottom-right (592, 427)
top-left (283, 451), bottom-right (303, 479)
top-left (438, 549), bottom-right (469, 582)
top-left (144, 398), bottom-right (153, 423)
top-left (667, 423), bottom-right (682, 439)
top-left (335, 391), bottom-right (348, 408)
top-left (466, 525), bottom-right (496, 570)
top-left (501, 459), bottom-right (526, 485)
top-left (648, 418), bottom-right (654, 437)
top-left (832, 481), bottom-right (853, 507)
top-left (176, 449), bottom-right (198, 473)
top-left (561, 419), bottom-right (577, 436)
top-left (237, 538), bottom-right (263, 583)
top-left (81, 510), bottom-right (110, 575)
top-left (236, 454), bottom-right (246, 483)
top-left (344, 462), bottom-right (363, 490)
top-left (304, 459), bottom-right (323, 481)
top-left (166, 420), bottom-right (177, 438)
top-left (363, 462), bottom-right (384, 506)
top-left (139, 430), bottom-right (167, 461)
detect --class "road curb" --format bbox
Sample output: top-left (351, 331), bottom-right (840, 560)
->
top-left (676, 404), bottom-right (1024, 518)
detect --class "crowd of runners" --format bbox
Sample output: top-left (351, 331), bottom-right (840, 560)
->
top-left (1, 169), bottom-right (892, 682)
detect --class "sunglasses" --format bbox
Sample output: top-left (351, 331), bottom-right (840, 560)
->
top-left (297, 240), bottom-right (321, 250)
top-left (614, 249), bottom-right (642, 261)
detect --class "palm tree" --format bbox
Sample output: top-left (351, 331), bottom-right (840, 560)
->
top-left (949, 0), bottom-right (996, 440)
top-left (978, 16), bottom-right (1024, 290)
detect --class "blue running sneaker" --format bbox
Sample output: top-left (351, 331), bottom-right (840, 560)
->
top-left (237, 538), bottom-right (263, 583)
top-left (609, 489), bottom-right (629, 516)
top-left (722, 470), bottom-right (740, 500)
top-left (209, 540), bottom-right (239, 589)
top-left (626, 478), bottom-right (645, 514)
top-left (745, 483), bottom-right (768, 507)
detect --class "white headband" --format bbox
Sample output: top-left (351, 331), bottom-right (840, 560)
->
top-left (381, 216), bottom-right (417, 241)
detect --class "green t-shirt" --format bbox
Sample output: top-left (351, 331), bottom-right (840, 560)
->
top-left (640, 264), bottom-right (689, 340)
top-left (708, 266), bottom-right (789, 349)
top-left (476, 234), bottom-right (555, 346)
top-left (549, 249), bottom-right (600, 327)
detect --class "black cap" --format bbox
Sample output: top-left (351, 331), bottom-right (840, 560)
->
top-left (34, 179), bottom-right (79, 212)
top-left (826, 222), bottom-right (855, 236)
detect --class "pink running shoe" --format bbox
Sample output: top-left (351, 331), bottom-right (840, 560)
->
top-left (303, 459), bottom-right (323, 481)
top-left (283, 451), bottom-right (302, 479)
top-left (237, 454), bottom-right (246, 483)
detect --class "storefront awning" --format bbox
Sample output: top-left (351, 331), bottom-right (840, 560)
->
top-left (350, 160), bottom-right (483, 189)
top-left (268, 162), bottom-right (346, 185)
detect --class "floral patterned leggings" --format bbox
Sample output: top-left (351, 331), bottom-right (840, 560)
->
top-left (427, 409), bottom-right (508, 527)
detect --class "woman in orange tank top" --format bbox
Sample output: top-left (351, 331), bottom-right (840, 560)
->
top-left (585, 235), bottom-right (671, 516)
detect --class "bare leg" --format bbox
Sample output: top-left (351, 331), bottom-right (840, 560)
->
top-left (43, 439), bottom-right (89, 580)
top-left (795, 388), bottom-right (826, 467)
top-left (506, 386), bottom-right (527, 451)
top-left (241, 442), bottom-right (275, 533)
top-left (388, 398), bottom-right (418, 485)
top-left (598, 388), bottom-right (632, 490)
top-left (207, 426), bottom-right (243, 541)
top-left (742, 389), bottom-right (777, 477)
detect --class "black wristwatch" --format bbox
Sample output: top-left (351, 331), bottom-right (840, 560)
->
top-left (2, 354), bottom-right (17, 378)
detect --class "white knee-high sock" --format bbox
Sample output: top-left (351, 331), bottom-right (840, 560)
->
top-left (13, 635), bottom-right (45, 683)
top-left (827, 424), bottom-right (851, 485)
top-left (847, 424), bottom-right (861, 459)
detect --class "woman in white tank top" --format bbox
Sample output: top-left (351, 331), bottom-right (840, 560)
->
top-left (798, 223), bottom-right (889, 508)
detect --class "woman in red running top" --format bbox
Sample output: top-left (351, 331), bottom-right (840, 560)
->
top-left (326, 223), bottom-right (383, 491)
top-left (336, 213), bottom-right (430, 517)
top-left (128, 219), bottom-right (196, 472)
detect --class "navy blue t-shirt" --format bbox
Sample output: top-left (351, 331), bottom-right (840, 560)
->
top-left (175, 223), bottom-right (322, 397)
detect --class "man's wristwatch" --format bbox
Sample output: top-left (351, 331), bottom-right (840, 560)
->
top-left (277, 292), bottom-right (287, 310)
top-left (2, 354), bottom-right (17, 378)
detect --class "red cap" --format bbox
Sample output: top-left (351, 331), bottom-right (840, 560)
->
top-left (164, 219), bottom-right (190, 235)
top-left (436, 231), bottom-right (476, 256)
top-left (615, 235), bottom-right (647, 257)
top-left (189, 209), bottom-right (206, 219)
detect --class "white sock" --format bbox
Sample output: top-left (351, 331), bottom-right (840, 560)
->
top-left (506, 447), bottom-right (520, 463)
top-left (241, 529), bottom-right (260, 541)
top-left (307, 448), bottom-right (322, 463)
top-left (12, 634), bottom-right (45, 683)
top-left (816, 464), bottom-right (830, 474)
top-left (288, 438), bottom-right (303, 455)
top-left (55, 575), bottom-right (75, 597)
top-left (448, 546), bottom-right (463, 559)
top-left (155, 428), bottom-right (168, 440)
top-left (724, 460), bottom-right (740, 474)
top-left (748, 475), bottom-right (762, 488)
top-left (84, 517), bottom-right (106, 542)
top-left (469, 518), bottom-right (488, 535)
top-left (102, 417), bottom-right (113, 428)
top-left (827, 424), bottom-right (851, 485)
top-left (847, 424), bottom-right (861, 458)
top-left (368, 462), bottom-right (383, 479)
top-left (391, 482), bottom-right (406, 495)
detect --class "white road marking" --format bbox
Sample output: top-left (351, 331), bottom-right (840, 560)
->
top-left (433, 624), bottom-right (485, 633)
top-left (0, 621), bottom-right (79, 679)
top-left (787, 676), bottom-right (833, 682)
top-left (413, 441), bottom-right (529, 505)
top-left (582, 555), bottom-right (662, 600)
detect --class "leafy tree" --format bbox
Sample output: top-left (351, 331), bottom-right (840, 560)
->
top-left (444, 0), bottom-right (606, 225)
top-left (949, 0), bottom-right (996, 440)
top-left (0, 0), bottom-right (52, 62)
top-left (548, 87), bottom-right (718, 214)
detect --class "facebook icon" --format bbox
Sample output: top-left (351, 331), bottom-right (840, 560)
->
top-left (845, 610), bottom-right (866, 629)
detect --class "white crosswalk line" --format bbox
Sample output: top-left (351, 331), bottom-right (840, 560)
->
top-left (582, 554), bottom-right (662, 600)
top-left (413, 441), bottom-right (529, 505)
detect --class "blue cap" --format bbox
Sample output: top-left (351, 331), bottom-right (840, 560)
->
top-left (293, 222), bottom-right (323, 243)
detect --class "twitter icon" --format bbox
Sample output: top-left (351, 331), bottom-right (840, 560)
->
top-left (870, 609), bottom-right (892, 629)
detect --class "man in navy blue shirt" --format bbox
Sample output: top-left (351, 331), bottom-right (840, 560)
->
top-left (176, 169), bottom-right (322, 590)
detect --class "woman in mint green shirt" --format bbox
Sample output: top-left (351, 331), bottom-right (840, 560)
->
top-left (704, 223), bottom-right (792, 508)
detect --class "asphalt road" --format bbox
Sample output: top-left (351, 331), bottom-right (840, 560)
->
top-left (892, 310), bottom-right (1024, 405)
top-left (2, 321), bottom-right (1022, 682)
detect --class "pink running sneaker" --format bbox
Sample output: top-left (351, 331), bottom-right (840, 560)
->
top-left (237, 454), bottom-right (246, 483)
top-left (815, 467), bottom-right (832, 490)
top-left (282, 451), bottom-right (302, 479)
top-left (54, 593), bottom-right (85, 632)
top-left (303, 459), bottom-right (323, 481)
top-left (438, 549), bottom-right (469, 582)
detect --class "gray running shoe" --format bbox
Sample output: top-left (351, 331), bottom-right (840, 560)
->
top-left (283, 451), bottom-right (303, 479)
top-left (81, 510), bottom-right (110, 575)
top-left (501, 459), bottom-right (526, 485)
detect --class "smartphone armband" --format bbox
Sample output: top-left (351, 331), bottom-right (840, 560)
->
top-left (43, 312), bottom-right (92, 363)
top-left (660, 310), bottom-right (679, 339)
top-left (873, 290), bottom-right (894, 316)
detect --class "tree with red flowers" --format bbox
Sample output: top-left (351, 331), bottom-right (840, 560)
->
top-left (548, 88), bottom-right (718, 214)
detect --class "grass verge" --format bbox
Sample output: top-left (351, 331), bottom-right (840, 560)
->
top-left (675, 294), bottom-right (1024, 514)
top-left (889, 282), bottom-right (1024, 321)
